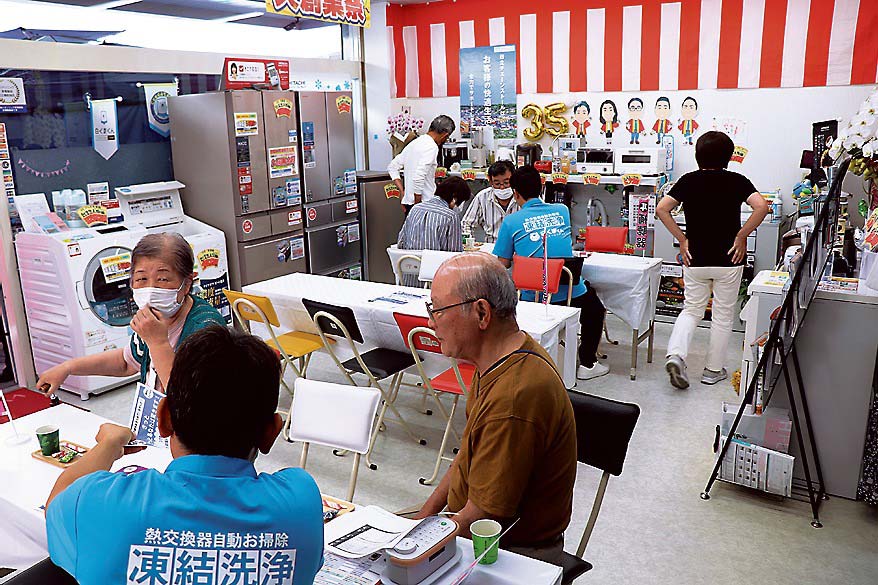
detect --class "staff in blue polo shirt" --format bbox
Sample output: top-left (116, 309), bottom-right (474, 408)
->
top-left (45, 325), bottom-right (324, 585)
top-left (493, 165), bottom-right (609, 381)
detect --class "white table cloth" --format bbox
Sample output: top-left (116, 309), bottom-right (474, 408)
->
top-left (0, 404), bottom-right (172, 569)
top-left (245, 273), bottom-right (581, 389)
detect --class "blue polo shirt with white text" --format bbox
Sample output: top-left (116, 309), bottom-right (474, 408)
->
top-left (493, 198), bottom-right (587, 303)
top-left (47, 455), bottom-right (323, 585)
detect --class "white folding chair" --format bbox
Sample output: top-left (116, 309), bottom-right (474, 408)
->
top-left (290, 378), bottom-right (381, 503)
top-left (395, 254), bottom-right (423, 287)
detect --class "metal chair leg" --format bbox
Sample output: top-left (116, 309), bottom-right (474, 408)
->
top-left (429, 390), bottom-right (462, 444)
top-left (365, 400), bottom-right (390, 470)
top-left (647, 323), bottom-right (655, 363)
top-left (347, 453), bottom-right (361, 502)
top-left (630, 329), bottom-right (639, 381)
top-left (420, 395), bottom-right (459, 485)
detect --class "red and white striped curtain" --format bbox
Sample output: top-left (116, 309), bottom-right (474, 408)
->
top-left (386, 0), bottom-right (878, 99)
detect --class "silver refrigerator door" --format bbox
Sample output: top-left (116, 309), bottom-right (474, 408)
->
top-left (228, 91), bottom-right (270, 215)
top-left (325, 91), bottom-right (356, 200)
top-left (359, 171), bottom-right (406, 284)
top-left (261, 90), bottom-right (302, 212)
top-left (238, 232), bottom-right (307, 286)
top-left (298, 92), bottom-right (331, 203)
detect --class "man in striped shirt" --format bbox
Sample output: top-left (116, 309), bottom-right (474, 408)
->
top-left (397, 177), bottom-right (472, 287)
top-left (461, 160), bottom-right (519, 243)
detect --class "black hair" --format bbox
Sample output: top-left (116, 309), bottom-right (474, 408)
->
top-left (510, 165), bottom-right (543, 200)
top-left (682, 96), bottom-right (698, 108)
top-left (628, 97), bottom-right (643, 109)
top-left (436, 176), bottom-right (472, 205)
top-left (656, 96), bottom-right (671, 108)
top-left (695, 131), bottom-right (735, 169)
top-left (165, 325), bottom-right (281, 459)
top-left (599, 100), bottom-right (619, 124)
top-left (230, 63), bottom-right (238, 74)
top-left (573, 101), bottom-right (590, 114)
top-left (487, 160), bottom-right (515, 178)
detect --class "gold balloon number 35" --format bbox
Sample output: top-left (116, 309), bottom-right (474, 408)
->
top-left (521, 103), bottom-right (570, 141)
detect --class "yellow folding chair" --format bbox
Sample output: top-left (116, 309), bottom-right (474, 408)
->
top-left (223, 289), bottom-right (329, 438)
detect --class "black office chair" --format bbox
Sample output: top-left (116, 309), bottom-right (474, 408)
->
top-left (5, 558), bottom-right (76, 584)
top-left (562, 391), bottom-right (640, 584)
top-left (301, 298), bottom-right (423, 471)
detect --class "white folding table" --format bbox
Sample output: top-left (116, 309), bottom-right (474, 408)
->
top-left (245, 273), bottom-right (581, 389)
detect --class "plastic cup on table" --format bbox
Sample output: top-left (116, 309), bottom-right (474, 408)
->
top-left (36, 424), bottom-right (60, 456)
top-left (470, 519), bottom-right (502, 565)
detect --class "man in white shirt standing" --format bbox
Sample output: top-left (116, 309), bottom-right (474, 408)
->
top-left (388, 115), bottom-right (456, 215)
top-left (461, 160), bottom-right (519, 243)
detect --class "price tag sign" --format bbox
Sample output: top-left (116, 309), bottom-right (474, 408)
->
top-left (461, 169), bottom-right (477, 181)
top-left (551, 173), bottom-right (568, 185)
top-left (584, 173), bottom-right (601, 185)
top-left (621, 174), bottom-right (642, 187)
top-left (731, 145), bottom-right (749, 163)
top-left (435, 167), bottom-right (447, 179)
top-left (540, 174), bottom-right (548, 185)
top-left (384, 183), bottom-right (401, 199)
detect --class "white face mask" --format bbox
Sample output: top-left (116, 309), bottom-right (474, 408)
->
top-left (494, 187), bottom-right (513, 200)
top-left (132, 281), bottom-right (186, 318)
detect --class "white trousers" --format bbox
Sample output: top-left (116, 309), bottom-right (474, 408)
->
top-left (666, 265), bottom-right (744, 372)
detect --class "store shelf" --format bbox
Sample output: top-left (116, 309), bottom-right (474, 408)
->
top-left (448, 171), bottom-right (669, 187)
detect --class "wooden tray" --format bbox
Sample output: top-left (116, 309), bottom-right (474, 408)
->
top-left (31, 440), bottom-right (90, 468)
top-left (322, 494), bottom-right (355, 521)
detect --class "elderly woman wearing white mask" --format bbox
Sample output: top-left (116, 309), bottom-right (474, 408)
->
top-left (38, 233), bottom-right (225, 395)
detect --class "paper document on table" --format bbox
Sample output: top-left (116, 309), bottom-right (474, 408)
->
top-left (314, 553), bottom-right (381, 585)
top-left (127, 383), bottom-right (168, 449)
top-left (367, 291), bottom-right (428, 305)
top-left (324, 505), bottom-right (421, 559)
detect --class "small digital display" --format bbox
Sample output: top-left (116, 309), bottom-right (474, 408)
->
top-left (621, 155), bottom-right (652, 164)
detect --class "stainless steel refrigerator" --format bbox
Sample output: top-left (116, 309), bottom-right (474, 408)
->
top-left (300, 91), bottom-right (363, 279)
top-left (168, 90), bottom-right (306, 290)
top-left (358, 171), bottom-right (406, 284)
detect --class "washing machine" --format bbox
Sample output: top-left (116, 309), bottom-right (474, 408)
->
top-left (16, 181), bottom-right (229, 399)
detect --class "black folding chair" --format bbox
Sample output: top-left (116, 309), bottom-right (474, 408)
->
top-left (562, 391), bottom-right (640, 584)
top-left (5, 558), bottom-right (76, 584)
top-left (301, 298), bottom-right (424, 471)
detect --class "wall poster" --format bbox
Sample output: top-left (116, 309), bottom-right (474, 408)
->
top-left (459, 45), bottom-right (517, 140)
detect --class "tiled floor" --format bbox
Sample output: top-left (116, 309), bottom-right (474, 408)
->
top-left (69, 318), bottom-right (878, 584)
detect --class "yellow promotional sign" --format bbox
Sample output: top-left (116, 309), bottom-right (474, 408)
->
top-left (77, 204), bottom-right (108, 227)
top-left (265, 0), bottom-right (371, 28)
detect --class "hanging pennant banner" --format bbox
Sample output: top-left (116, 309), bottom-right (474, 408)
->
top-left (266, 0), bottom-right (370, 28)
top-left (91, 99), bottom-right (119, 160)
top-left (141, 82), bottom-right (176, 138)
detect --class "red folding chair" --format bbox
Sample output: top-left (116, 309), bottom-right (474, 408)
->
top-left (393, 312), bottom-right (476, 485)
top-left (510, 255), bottom-right (566, 304)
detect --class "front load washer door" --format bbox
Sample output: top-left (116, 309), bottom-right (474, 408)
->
top-left (83, 246), bottom-right (138, 327)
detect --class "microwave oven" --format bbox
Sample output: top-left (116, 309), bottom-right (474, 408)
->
top-left (576, 148), bottom-right (614, 174)
top-left (613, 147), bottom-right (666, 175)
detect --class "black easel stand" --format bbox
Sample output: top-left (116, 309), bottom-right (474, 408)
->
top-left (699, 158), bottom-right (848, 527)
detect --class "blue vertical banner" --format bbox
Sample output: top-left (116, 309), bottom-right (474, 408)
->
top-left (459, 45), bottom-right (517, 139)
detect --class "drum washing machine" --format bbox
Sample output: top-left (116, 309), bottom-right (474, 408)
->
top-left (15, 181), bottom-right (230, 400)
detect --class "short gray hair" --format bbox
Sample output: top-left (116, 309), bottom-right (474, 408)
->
top-left (429, 115), bottom-right (456, 136)
top-left (449, 253), bottom-right (517, 320)
top-left (132, 232), bottom-right (194, 280)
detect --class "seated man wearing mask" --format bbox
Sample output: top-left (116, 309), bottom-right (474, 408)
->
top-left (39, 232), bottom-right (225, 394)
top-left (414, 253), bottom-right (576, 566)
top-left (461, 160), bottom-right (519, 243)
top-left (45, 325), bottom-right (324, 585)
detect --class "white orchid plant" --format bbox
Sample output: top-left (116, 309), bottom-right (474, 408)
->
top-left (828, 88), bottom-right (878, 179)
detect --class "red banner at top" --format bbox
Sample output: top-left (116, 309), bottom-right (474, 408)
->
top-left (266, 0), bottom-right (370, 28)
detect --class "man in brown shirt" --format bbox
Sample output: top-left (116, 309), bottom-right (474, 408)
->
top-left (414, 252), bottom-right (577, 565)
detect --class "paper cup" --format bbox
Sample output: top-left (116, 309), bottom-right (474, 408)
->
top-left (470, 519), bottom-right (502, 565)
top-left (36, 425), bottom-right (60, 456)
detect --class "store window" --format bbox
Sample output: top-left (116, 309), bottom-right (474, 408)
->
top-left (0, 70), bottom-right (220, 229)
